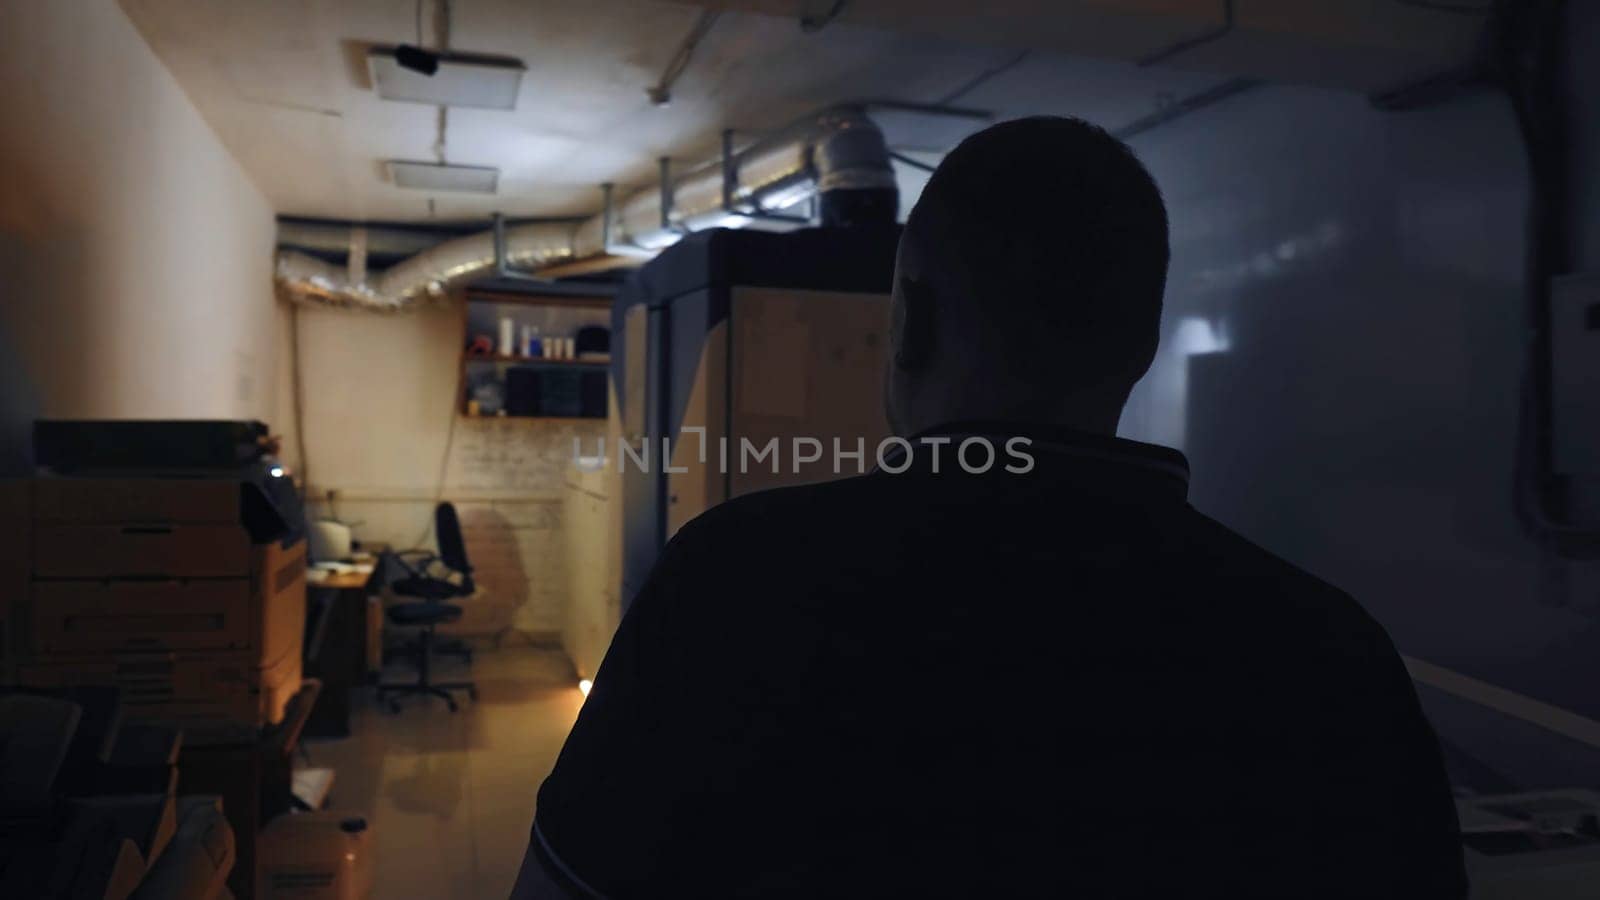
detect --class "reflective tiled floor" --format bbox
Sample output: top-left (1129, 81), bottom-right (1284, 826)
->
top-left (305, 646), bottom-right (584, 899)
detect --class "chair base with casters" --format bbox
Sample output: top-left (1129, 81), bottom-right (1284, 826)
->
top-left (386, 634), bottom-right (472, 666)
top-left (377, 602), bottom-right (478, 713)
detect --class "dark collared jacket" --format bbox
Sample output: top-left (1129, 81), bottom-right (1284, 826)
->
top-left (534, 424), bottom-right (1466, 899)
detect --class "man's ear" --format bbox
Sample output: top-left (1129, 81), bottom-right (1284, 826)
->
top-left (892, 276), bottom-right (935, 371)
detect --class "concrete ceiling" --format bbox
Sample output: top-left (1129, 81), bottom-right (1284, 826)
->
top-left (118, 0), bottom-right (1481, 225)
top-left (688, 0), bottom-right (1488, 90)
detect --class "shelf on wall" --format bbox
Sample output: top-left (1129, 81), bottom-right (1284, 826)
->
top-left (457, 414), bottom-right (604, 422)
top-left (463, 356), bottom-right (610, 366)
top-left (460, 291), bottom-right (612, 419)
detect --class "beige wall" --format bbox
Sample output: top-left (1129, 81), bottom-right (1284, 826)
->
top-left (291, 302), bottom-right (605, 637)
top-left (0, 0), bottom-right (281, 469)
top-left (0, 0), bottom-right (598, 653)
top-left (562, 401), bottom-right (623, 680)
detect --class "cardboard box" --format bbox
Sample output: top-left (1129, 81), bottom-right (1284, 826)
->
top-left (21, 539), bottom-right (303, 664)
top-left (15, 649), bottom-right (299, 745)
top-left (256, 540), bottom-right (306, 673)
top-left (257, 641), bottom-right (302, 727)
top-left (30, 476), bottom-right (272, 579)
top-left (258, 810), bottom-right (375, 900)
top-left (34, 523), bottom-right (254, 578)
top-left (10, 478), bottom-right (306, 739)
top-left (32, 477), bottom-right (243, 524)
top-left (28, 579), bottom-right (254, 654)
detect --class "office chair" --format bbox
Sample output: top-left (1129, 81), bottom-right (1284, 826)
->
top-left (376, 502), bottom-right (478, 713)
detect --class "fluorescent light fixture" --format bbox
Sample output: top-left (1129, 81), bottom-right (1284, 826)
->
top-left (680, 211), bottom-right (752, 232)
top-left (631, 230), bottom-right (683, 251)
top-left (368, 48), bottom-right (525, 110)
top-left (387, 160), bottom-right (499, 194)
top-left (756, 181), bottom-right (818, 212)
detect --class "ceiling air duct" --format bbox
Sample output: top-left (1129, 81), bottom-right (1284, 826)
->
top-left (274, 105), bottom-right (899, 310)
top-left (274, 221), bottom-right (576, 310)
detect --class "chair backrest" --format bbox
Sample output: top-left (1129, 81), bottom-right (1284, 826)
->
top-left (434, 502), bottom-right (474, 592)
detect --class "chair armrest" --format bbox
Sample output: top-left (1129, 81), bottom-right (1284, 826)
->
top-left (393, 551), bottom-right (437, 578)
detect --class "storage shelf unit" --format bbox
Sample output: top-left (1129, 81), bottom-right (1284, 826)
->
top-left (460, 290), bottom-right (612, 419)
top-left (464, 356), bottom-right (608, 366)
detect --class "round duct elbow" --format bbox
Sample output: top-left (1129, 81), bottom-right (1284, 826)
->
top-left (812, 109), bottom-right (896, 194)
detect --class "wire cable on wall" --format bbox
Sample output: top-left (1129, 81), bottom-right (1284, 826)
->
top-left (936, 50), bottom-right (1030, 107)
top-left (288, 303), bottom-right (311, 501)
top-left (1138, 0), bottom-right (1235, 67)
top-left (1113, 77), bottom-right (1261, 141)
top-left (647, 9), bottom-right (722, 106)
top-left (799, 0), bottom-right (849, 33)
top-left (408, 343), bottom-right (466, 551)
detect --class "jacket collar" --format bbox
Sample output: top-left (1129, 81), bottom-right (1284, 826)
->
top-left (872, 420), bottom-right (1190, 498)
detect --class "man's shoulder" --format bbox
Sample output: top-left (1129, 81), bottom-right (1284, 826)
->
top-left (1175, 507), bottom-right (1341, 588)
top-left (1174, 506), bottom-right (1397, 651)
top-left (671, 473), bottom-right (885, 546)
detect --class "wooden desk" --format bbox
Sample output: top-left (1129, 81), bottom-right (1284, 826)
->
top-left (304, 569), bottom-right (374, 738)
top-left (314, 569), bottom-right (373, 591)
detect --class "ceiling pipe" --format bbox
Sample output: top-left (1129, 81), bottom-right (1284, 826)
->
top-left (647, 9), bottom-right (722, 107)
top-left (275, 104), bottom-right (899, 310)
top-left (275, 220), bottom-right (576, 309)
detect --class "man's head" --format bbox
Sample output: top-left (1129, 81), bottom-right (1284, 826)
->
top-left (885, 116), bottom-right (1169, 436)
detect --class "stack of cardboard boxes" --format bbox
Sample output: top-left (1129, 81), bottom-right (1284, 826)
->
top-left (1, 477), bottom-right (304, 744)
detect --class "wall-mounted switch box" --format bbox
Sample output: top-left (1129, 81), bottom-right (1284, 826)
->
top-left (1552, 273), bottom-right (1600, 477)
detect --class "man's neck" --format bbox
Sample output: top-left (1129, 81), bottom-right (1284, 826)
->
top-left (900, 406), bottom-right (1120, 439)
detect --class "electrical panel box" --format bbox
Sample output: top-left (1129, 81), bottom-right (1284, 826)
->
top-left (1552, 274), bottom-right (1600, 477)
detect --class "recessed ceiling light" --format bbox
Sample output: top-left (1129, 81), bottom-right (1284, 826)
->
top-left (368, 48), bottom-right (525, 110)
top-left (387, 161), bottom-right (499, 194)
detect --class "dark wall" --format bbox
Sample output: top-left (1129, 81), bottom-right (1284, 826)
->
top-left (1568, 3), bottom-right (1600, 272)
top-left (1114, 64), bottom-right (1600, 787)
top-left (0, 327), bottom-right (38, 476)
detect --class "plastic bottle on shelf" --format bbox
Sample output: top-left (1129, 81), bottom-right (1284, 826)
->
top-left (498, 317), bottom-right (515, 357)
top-left (525, 326), bottom-right (542, 359)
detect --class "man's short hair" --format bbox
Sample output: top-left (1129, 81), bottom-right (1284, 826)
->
top-left (904, 116), bottom-right (1169, 388)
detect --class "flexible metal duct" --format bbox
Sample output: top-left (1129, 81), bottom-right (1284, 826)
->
top-left (274, 221), bottom-right (578, 309)
top-left (275, 106), bottom-right (894, 310)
